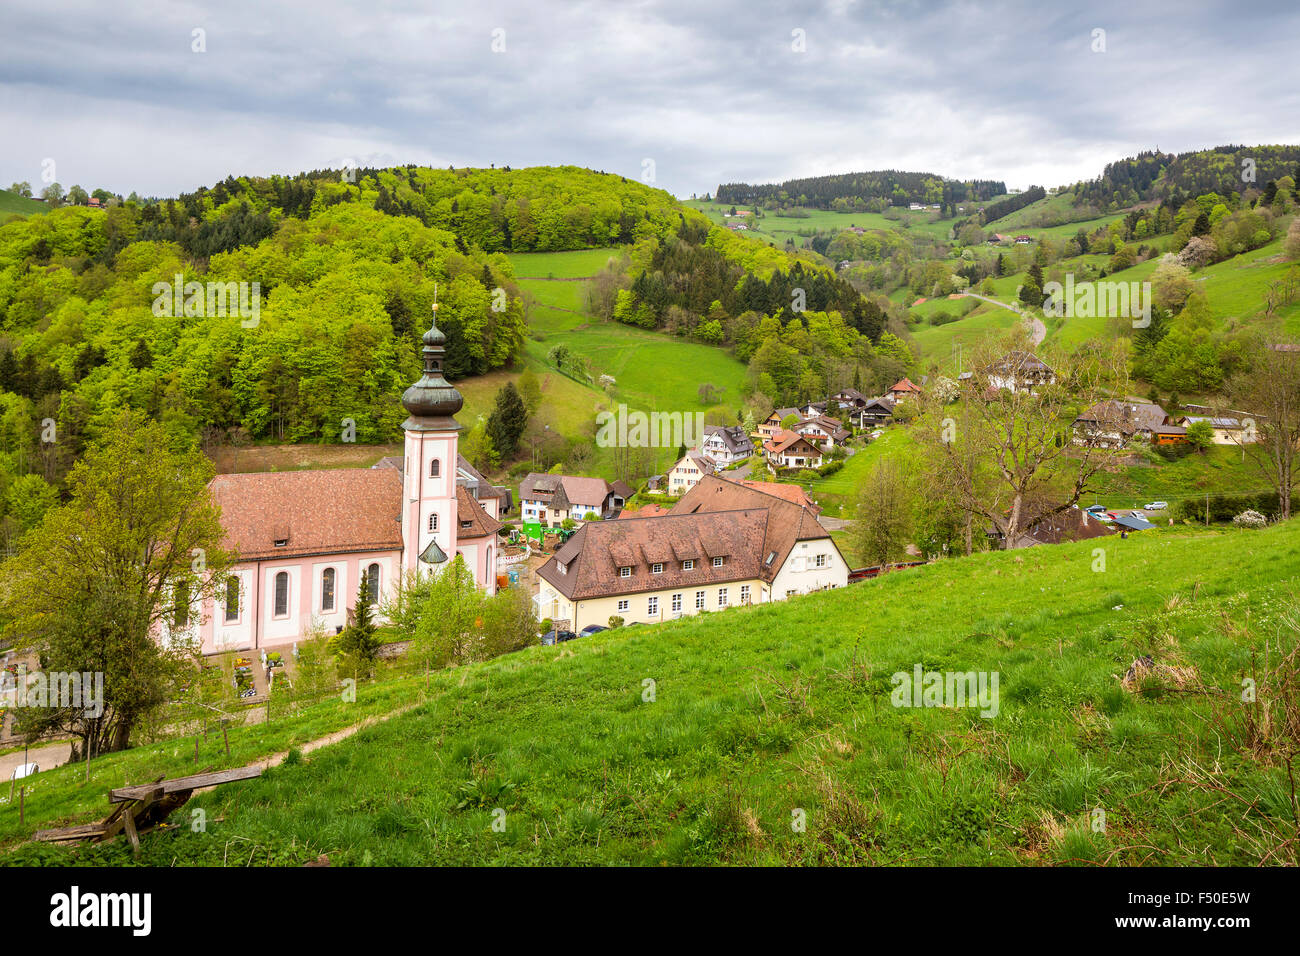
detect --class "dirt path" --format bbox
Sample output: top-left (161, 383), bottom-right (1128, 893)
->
top-left (258, 701), bottom-right (425, 769)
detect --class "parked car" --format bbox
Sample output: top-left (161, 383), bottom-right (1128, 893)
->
top-left (1085, 504), bottom-right (1107, 513)
top-left (541, 629), bottom-right (577, 645)
top-left (1144, 501), bottom-right (1169, 510)
top-left (578, 624), bottom-right (608, 637)
top-left (555, 630), bottom-right (578, 643)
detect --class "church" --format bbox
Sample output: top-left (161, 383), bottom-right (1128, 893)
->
top-left (190, 309), bottom-right (506, 654)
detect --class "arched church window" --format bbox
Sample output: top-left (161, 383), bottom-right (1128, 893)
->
top-left (365, 563), bottom-right (381, 603)
top-left (273, 571), bottom-right (289, 618)
top-left (428, 513), bottom-right (438, 533)
top-left (224, 576), bottom-right (240, 623)
top-left (322, 567), bottom-right (336, 612)
top-left (430, 459), bottom-right (440, 478)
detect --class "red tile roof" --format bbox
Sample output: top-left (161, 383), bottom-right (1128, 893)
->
top-left (209, 469), bottom-right (402, 560)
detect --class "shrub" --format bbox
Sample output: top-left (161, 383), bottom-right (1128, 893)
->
top-left (1233, 510), bottom-right (1267, 528)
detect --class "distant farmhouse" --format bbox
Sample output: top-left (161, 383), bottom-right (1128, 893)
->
top-left (519, 474), bottom-right (631, 526)
top-left (1175, 416), bottom-right (1258, 445)
top-left (1072, 401), bottom-right (1186, 448)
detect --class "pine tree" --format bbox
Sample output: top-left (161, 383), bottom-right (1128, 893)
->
top-left (486, 382), bottom-right (528, 458)
top-left (336, 572), bottom-right (379, 677)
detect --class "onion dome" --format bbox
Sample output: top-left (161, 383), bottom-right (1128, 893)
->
top-left (401, 306), bottom-right (463, 420)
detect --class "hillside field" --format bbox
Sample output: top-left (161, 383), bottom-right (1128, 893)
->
top-left (0, 189), bottom-right (48, 219)
top-left (8, 517), bottom-right (1298, 867)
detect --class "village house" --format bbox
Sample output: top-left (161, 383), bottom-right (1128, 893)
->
top-left (850, 396), bottom-right (896, 429)
top-left (666, 451), bottom-right (717, 496)
top-left (763, 429), bottom-right (824, 470)
top-left (699, 424), bottom-right (754, 465)
top-left (987, 505), bottom-right (1115, 550)
top-left (534, 476), bottom-right (847, 631)
top-left (1175, 416), bottom-right (1258, 445)
top-left (755, 407), bottom-right (801, 443)
top-left (887, 378), bottom-right (922, 403)
top-left (1072, 401), bottom-right (1186, 448)
top-left (984, 351), bottom-right (1055, 394)
top-left (793, 414), bottom-right (850, 450)
top-left (518, 473), bottom-right (631, 525)
top-left (184, 312), bottom-right (506, 654)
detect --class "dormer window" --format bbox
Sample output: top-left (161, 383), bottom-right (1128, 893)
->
top-left (712, 556), bottom-right (724, 568)
top-left (558, 562), bottom-right (567, 575)
top-left (651, 563), bottom-right (664, 574)
top-left (682, 559), bottom-right (694, 571)
top-left (274, 539), bottom-right (288, 548)
top-left (619, 566), bottom-right (631, 578)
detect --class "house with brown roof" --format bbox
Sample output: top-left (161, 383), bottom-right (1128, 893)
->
top-left (762, 430), bottom-right (824, 470)
top-left (187, 312), bottom-right (506, 655)
top-left (755, 407), bottom-right (802, 443)
top-left (534, 475), bottom-right (846, 631)
top-left (888, 378), bottom-right (922, 403)
top-left (984, 351), bottom-right (1055, 394)
top-left (986, 505), bottom-right (1116, 549)
top-left (667, 451), bottom-right (717, 496)
top-left (1072, 400), bottom-right (1185, 448)
top-left (793, 414), bottom-right (850, 450)
top-left (699, 424), bottom-right (754, 464)
top-left (518, 473), bottom-right (628, 526)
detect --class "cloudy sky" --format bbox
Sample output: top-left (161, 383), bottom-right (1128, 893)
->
top-left (2, 0), bottom-right (1298, 200)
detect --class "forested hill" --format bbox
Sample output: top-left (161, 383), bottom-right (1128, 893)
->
top-left (714, 170), bottom-right (1005, 214)
top-left (124, 164), bottom-right (685, 260)
top-left (1071, 145), bottom-right (1300, 211)
top-left (0, 163), bottom-right (699, 502)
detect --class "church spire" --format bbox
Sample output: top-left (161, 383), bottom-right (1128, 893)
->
top-left (401, 292), bottom-right (464, 422)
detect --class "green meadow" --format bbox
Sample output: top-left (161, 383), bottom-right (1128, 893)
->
top-left (0, 189), bottom-right (48, 219)
top-left (9, 518), bottom-right (1299, 866)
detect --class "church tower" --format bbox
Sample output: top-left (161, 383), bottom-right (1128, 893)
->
top-left (399, 305), bottom-right (463, 575)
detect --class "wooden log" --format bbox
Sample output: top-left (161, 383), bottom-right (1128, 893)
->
top-left (34, 822), bottom-right (109, 843)
top-left (123, 806), bottom-right (141, 856)
top-left (110, 765), bottom-right (260, 803)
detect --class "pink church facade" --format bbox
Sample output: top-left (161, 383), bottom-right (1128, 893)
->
top-left (182, 312), bottom-right (507, 655)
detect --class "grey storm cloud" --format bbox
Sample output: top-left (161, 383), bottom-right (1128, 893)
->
top-left (1, 0), bottom-right (1297, 199)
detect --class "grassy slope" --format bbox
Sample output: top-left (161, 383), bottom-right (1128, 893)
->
top-left (0, 189), bottom-right (48, 219)
top-left (911, 233), bottom-right (1299, 370)
top-left (15, 519), bottom-right (1299, 867)
top-left (684, 199), bottom-right (955, 243)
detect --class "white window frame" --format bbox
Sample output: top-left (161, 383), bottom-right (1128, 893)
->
top-left (272, 571), bottom-right (290, 620)
top-left (617, 599), bottom-right (629, 613)
top-left (620, 566), bottom-right (632, 578)
top-left (712, 556), bottom-right (724, 568)
top-left (652, 562), bottom-right (664, 574)
top-left (695, 591), bottom-right (706, 609)
top-left (683, 559), bottom-right (694, 571)
top-left (718, 588), bottom-right (728, 607)
top-left (647, 596), bottom-right (659, 615)
top-left (671, 593), bottom-right (682, 613)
